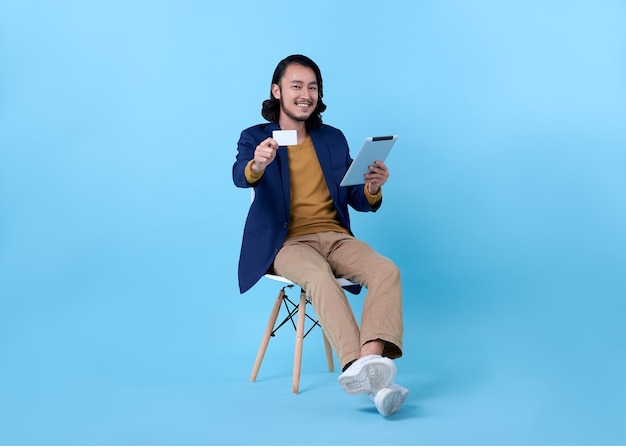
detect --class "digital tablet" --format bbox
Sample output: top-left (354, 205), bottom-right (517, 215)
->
top-left (340, 135), bottom-right (398, 186)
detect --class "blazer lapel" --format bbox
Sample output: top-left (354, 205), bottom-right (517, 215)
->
top-left (268, 122), bottom-right (292, 220)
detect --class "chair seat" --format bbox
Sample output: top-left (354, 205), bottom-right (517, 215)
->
top-left (264, 273), bottom-right (358, 288)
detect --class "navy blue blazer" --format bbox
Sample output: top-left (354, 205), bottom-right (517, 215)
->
top-left (233, 122), bottom-right (381, 294)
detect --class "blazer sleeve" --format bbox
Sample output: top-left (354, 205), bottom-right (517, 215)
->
top-left (233, 127), bottom-right (259, 188)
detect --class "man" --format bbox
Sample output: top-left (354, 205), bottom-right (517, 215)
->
top-left (232, 54), bottom-right (408, 416)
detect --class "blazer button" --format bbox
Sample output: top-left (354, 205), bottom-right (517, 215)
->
top-left (283, 222), bottom-right (288, 228)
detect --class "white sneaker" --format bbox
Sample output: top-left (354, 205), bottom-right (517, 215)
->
top-left (337, 354), bottom-right (396, 395)
top-left (370, 383), bottom-right (409, 416)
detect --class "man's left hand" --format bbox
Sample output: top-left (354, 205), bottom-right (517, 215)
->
top-left (365, 160), bottom-right (389, 195)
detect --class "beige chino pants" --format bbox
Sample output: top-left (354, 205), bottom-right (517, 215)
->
top-left (273, 231), bottom-right (403, 370)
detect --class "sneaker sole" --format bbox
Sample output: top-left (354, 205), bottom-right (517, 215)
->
top-left (338, 358), bottom-right (396, 395)
top-left (377, 387), bottom-right (409, 416)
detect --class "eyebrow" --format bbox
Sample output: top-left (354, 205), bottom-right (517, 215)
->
top-left (288, 79), bottom-right (318, 86)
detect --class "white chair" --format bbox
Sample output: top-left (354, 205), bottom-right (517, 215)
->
top-left (249, 273), bottom-right (357, 394)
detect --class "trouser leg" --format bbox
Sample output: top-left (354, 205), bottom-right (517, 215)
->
top-left (323, 233), bottom-right (403, 361)
top-left (274, 235), bottom-right (362, 368)
top-left (274, 232), bottom-right (403, 370)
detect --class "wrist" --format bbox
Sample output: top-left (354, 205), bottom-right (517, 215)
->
top-left (251, 161), bottom-right (262, 173)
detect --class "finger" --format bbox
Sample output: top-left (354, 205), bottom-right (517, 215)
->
top-left (369, 162), bottom-right (388, 173)
top-left (258, 146), bottom-right (273, 157)
top-left (365, 173), bottom-right (388, 183)
top-left (258, 138), bottom-right (277, 151)
top-left (261, 138), bottom-right (278, 150)
top-left (366, 169), bottom-right (386, 178)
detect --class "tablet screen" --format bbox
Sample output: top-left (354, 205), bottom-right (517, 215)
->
top-left (340, 135), bottom-right (398, 186)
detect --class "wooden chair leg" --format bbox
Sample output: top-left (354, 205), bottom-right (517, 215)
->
top-left (323, 332), bottom-right (334, 372)
top-left (292, 289), bottom-right (307, 394)
top-left (250, 289), bottom-right (285, 382)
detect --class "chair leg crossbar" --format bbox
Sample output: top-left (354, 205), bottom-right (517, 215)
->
top-left (250, 284), bottom-right (335, 394)
top-left (271, 286), bottom-right (322, 339)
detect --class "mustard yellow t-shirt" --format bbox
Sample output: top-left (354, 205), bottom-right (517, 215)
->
top-left (285, 135), bottom-right (347, 237)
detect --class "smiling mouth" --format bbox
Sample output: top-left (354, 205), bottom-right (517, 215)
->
top-left (296, 102), bottom-right (312, 108)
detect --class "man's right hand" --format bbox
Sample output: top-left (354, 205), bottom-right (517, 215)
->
top-left (251, 137), bottom-right (278, 173)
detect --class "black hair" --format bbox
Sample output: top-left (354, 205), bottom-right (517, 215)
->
top-left (261, 54), bottom-right (327, 129)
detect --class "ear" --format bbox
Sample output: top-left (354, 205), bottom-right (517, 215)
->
top-left (271, 83), bottom-right (280, 99)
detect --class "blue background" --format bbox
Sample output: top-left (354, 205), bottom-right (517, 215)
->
top-left (1, 0), bottom-right (625, 445)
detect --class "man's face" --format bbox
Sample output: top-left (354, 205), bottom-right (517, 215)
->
top-left (272, 63), bottom-right (319, 125)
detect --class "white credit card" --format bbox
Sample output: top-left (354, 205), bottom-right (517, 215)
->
top-left (272, 130), bottom-right (297, 146)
